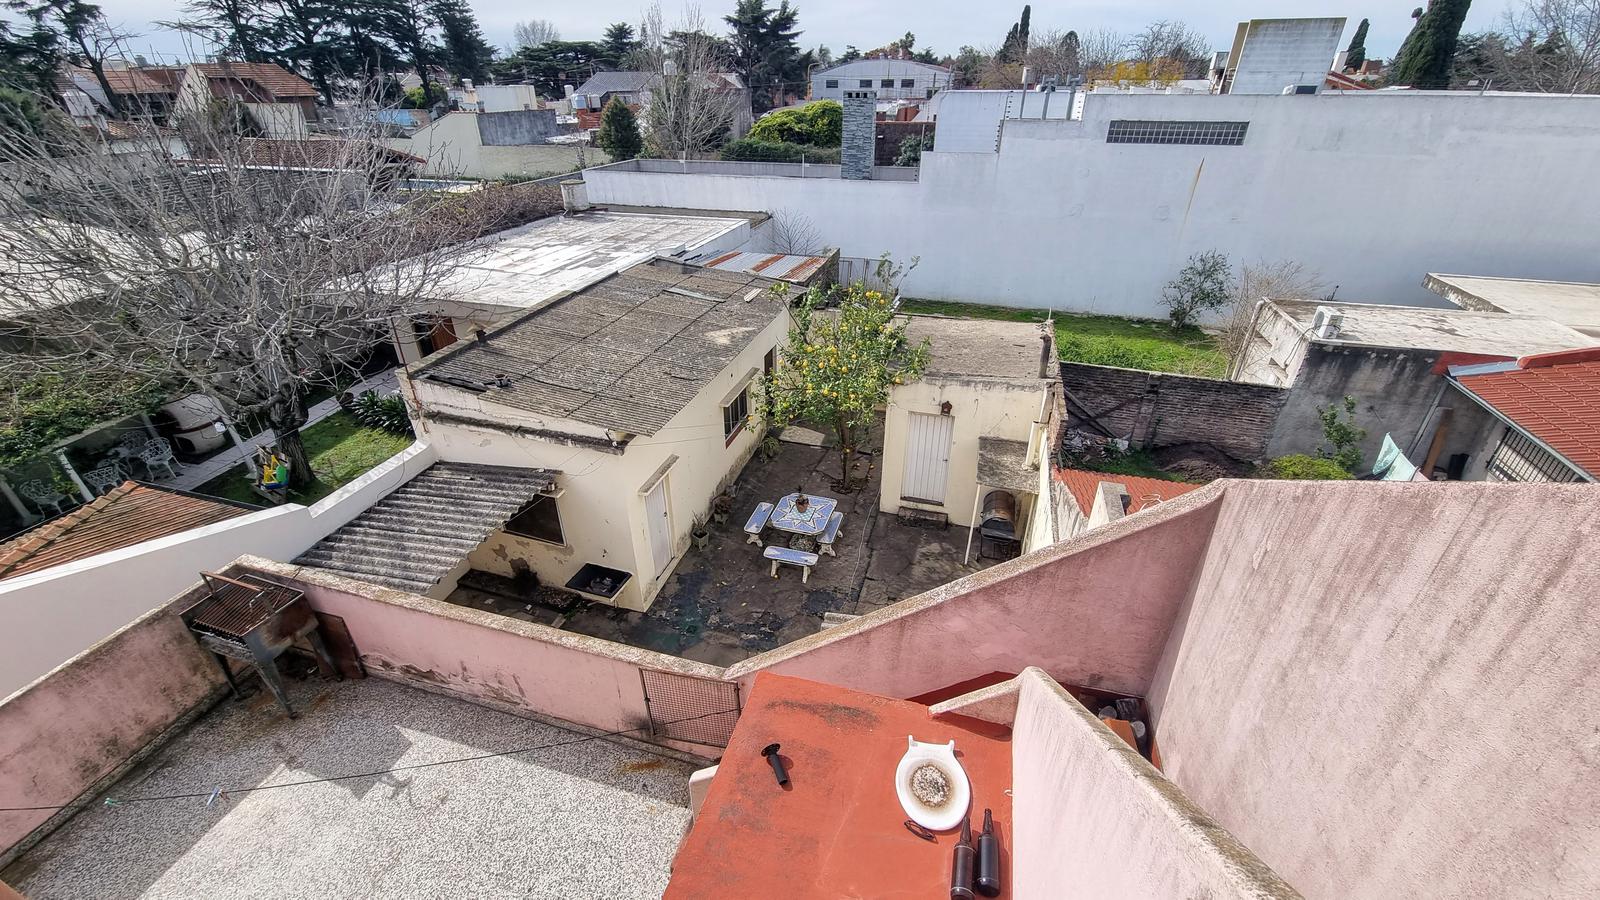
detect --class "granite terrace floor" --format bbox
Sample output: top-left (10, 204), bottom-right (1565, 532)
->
top-left (5, 676), bottom-right (696, 900)
top-left (552, 421), bottom-right (1001, 667)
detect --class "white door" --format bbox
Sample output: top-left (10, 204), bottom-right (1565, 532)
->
top-left (644, 476), bottom-right (673, 576)
top-left (901, 412), bottom-right (954, 504)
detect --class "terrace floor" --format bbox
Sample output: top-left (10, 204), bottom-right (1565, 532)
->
top-left (445, 419), bottom-right (1002, 667)
top-left (4, 675), bottom-right (695, 900)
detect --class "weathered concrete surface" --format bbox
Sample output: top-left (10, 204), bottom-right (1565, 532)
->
top-left (1011, 669), bottom-right (1299, 899)
top-left (7, 677), bottom-right (694, 900)
top-left (1149, 481), bottom-right (1600, 900)
top-left (475, 108), bottom-right (561, 146)
top-left (0, 592), bottom-right (221, 861)
top-left (1266, 345), bottom-right (1455, 462)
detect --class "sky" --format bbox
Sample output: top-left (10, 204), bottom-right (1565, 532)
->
top-left (92, 1), bottom-right (1512, 69)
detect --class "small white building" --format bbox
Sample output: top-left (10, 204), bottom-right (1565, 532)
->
top-left (398, 258), bottom-right (794, 611)
top-left (812, 59), bottom-right (952, 102)
top-left (878, 316), bottom-right (1057, 559)
top-left (1215, 17), bottom-right (1346, 95)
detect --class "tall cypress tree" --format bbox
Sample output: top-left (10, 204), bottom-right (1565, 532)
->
top-left (998, 5), bottom-right (1031, 65)
top-left (596, 95), bottom-right (642, 160)
top-left (1390, 0), bottom-right (1473, 89)
top-left (1345, 18), bottom-right (1369, 71)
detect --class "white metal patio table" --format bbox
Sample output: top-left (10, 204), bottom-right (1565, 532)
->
top-left (769, 492), bottom-right (839, 552)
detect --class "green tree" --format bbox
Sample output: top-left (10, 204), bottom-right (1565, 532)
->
top-left (1160, 251), bottom-right (1231, 331)
top-left (168, 0), bottom-right (268, 62)
top-left (893, 132), bottom-right (932, 166)
top-left (998, 4), bottom-right (1032, 65)
top-left (595, 95), bottom-right (643, 160)
top-left (15, 0), bottom-right (125, 116)
top-left (1391, 0), bottom-right (1474, 89)
top-left (0, 17), bottom-right (59, 95)
top-left (746, 99), bottom-right (840, 145)
top-left (766, 271), bottom-right (931, 490)
top-left (431, 0), bottom-right (493, 82)
top-left (1345, 17), bottom-right (1370, 70)
top-left (1317, 396), bottom-right (1367, 473)
top-left (724, 0), bottom-right (807, 113)
top-left (838, 44), bottom-right (860, 62)
top-left (380, 0), bottom-right (442, 100)
top-left (264, 0), bottom-right (341, 105)
top-left (600, 21), bottom-right (636, 66)
top-left (490, 40), bottom-right (605, 96)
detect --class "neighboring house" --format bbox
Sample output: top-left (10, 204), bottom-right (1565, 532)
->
top-left (450, 82), bottom-right (542, 113)
top-left (879, 316), bottom-right (1057, 557)
top-left (1422, 348), bottom-right (1600, 482)
top-left (385, 258), bottom-right (793, 611)
top-left (57, 65), bottom-right (181, 123)
top-left (1053, 467), bottom-right (1201, 539)
top-left (387, 108), bottom-right (603, 179)
top-left (1424, 272), bottom-right (1600, 339)
top-left (1231, 298), bottom-right (1595, 463)
top-left (0, 481), bottom-right (252, 581)
top-left (1213, 17), bottom-right (1346, 94)
top-left (811, 58), bottom-right (952, 102)
top-left (387, 208), bottom-right (755, 364)
top-left (571, 71), bottom-right (754, 137)
top-left (173, 62), bottom-right (320, 138)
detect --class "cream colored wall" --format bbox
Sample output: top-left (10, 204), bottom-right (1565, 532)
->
top-left (387, 116), bottom-right (607, 180)
top-left (406, 310), bottom-right (790, 611)
top-left (391, 299), bottom-right (522, 366)
top-left (878, 375), bottom-right (1047, 527)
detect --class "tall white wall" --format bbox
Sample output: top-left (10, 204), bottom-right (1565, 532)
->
top-left (585, 92), bottom-right (1600, 317)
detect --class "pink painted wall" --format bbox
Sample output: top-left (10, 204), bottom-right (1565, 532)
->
top-left (242, 559), bottom-right (724, 752)
top-left (1010, 669), bottom-right (1298, 898)
top-left (0, 596), bottom-right (221, 858)
top-left (726, 490), bottom-right (1222, 699)
top-left (1149, 481), bottom-right (1600, 899)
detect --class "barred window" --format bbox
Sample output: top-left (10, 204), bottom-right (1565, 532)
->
top-left (1106, 120), bottom-right (1250, 146)
top-left (1485, 427), bottom-right (1582, 483)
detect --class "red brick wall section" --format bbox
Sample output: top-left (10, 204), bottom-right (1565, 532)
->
top-left (874, 120), bottom-right (934, 165)
top-left (1060, 362), bottom-right (1286, 461)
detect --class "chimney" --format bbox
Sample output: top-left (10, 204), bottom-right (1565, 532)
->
top-left (560, 178), bottom-right (590, 214)
top-left (841, 90), bottom-right (876, 180)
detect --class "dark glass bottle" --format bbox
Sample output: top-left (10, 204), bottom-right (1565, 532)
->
top-left (976, 808), bottom-right (1001, 897)
top-left (950, 816), bottom-right (976, 899)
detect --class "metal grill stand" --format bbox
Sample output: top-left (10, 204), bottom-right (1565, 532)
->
top-left (180, 572), bottom-right (341, 718)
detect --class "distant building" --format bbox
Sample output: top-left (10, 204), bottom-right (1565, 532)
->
top-left (173, 62), bottom-right (320, 138)
top-left (571, 71), bottom-right (753, 137)
top-left (1214, 17), bottom-right (1346, 95)
top-left (811, 59), bottom-right (952, 102)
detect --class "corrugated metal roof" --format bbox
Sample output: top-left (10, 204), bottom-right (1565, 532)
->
top-left (1454, 349), bottom-right (1600, 477)
top-left (295, 462), bottom-right (558, 593)
top-left (0, 482), bottom-right (253, 580)
top-left (699, 251), bottom-right (830, 284)
top-left (1054, 467), bottom-right (1201, 517)
top-left (418, 260), bottom-right (788, 436)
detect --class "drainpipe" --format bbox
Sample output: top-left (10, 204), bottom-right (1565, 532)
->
top-left (55, 448), bottom-right (94, 502)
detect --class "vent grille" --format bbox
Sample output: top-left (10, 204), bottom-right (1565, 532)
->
top-left (1107, 120), bottom-right (1249, 146)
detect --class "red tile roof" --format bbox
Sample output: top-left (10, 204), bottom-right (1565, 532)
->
top-left (192, 62), bottom-right (318, 100)
top-left (1455, 348), bottom-right (1600, 477)
top-left (0, 482), bottom-right (253, 580)
top-left (1054, 466), bottom-right (1202, 516)
top-left (665, 673), bottom-right (1014, 899)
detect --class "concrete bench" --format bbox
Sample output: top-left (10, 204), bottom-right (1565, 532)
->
top-left (764, 545), bottom-right (820, 583)
top-left (744, 502), bottom-right (775, 546)
top-left (817, 511), bottom-right (844, 556)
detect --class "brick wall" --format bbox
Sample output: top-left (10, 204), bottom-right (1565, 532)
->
top-left (874, 120), bottom-right (934, 165)
top-left (1060, 362), bottom-right (1286, 460)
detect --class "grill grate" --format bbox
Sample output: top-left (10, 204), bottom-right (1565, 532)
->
top-left (186, 573), bottom-right (305, 639)
top-left (640, 669), bottom-right (741, 748)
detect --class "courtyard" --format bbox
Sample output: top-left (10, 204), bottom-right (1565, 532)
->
top-left (444, 419), bottom-right (1003, 667)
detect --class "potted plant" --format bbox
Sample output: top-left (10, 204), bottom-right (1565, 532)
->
top-left (691, 514), bottom-right (711, 552)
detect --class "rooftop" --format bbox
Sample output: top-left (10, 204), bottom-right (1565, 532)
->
top-left (1452, 348), bottom-right (1600, 478)
top-left (189, 61), bottom-right (318, 99)
top-left (687, 249), bottom-right (833, 285)
top-left (1054, 467), bottom-right (1203, 517)
top-left (0, 482), bottom-right (252, 580)
top-left (420, 210), bottom-right (749, 313)
top-left (1268, 298), bottom-right (1596, 356)
top-left (665, 672), bottom-right (1014, 898)
top-left (902, 315), bottom-right (1052, 380)
top-left (6, 676), bottom-right (695, 899)
top-left (1425, 273), bottom-right (1600, 337)
top-left (574, 71), bottom-right (744, 96)
top-left (416, 259), bottom-right (789, 436)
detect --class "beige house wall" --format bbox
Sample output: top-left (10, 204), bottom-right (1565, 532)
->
top-left (878, 375), bottom-right (1048, 528)
top-left (387, 113), bottom-right (609, 180)
top-left (406, 311), bottom-right (790, 611)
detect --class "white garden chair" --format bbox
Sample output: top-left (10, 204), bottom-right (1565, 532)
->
top-left (18, 480), bottom-right (70, 516)
top-left (139, 438), bottom-right (181, 480)
top-left (83, 465), bottom-right (126, 496)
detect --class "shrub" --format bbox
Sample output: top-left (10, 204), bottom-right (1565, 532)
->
top-left (345, 391), bottom-right (414, 436)
top-left (1317, 396), bottom-right (1367, 473)
top-left (748, 100), bottom-right (843, 146)
top-left (595, 96), bottom-right (643, 161)
top-left (1160, 250), bottom-right (1232, 331)
top-left (719, 139), bottom-right (840, 164)
top-left (1261, 454), bottom-right (1352, 480)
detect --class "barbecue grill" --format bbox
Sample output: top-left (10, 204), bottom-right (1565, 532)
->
top-left (180, 572), bottom-right (340, 718)
top-left (978, 490), bottom-right (1021, 561)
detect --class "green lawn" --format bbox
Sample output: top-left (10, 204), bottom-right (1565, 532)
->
top-left (899, 299), bottom-right (1229, 378)
top-left (196, 412), bottom-right (412, 506)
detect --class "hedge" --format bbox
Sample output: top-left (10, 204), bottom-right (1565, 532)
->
top-left (719, 139), bottom-right (841, 164)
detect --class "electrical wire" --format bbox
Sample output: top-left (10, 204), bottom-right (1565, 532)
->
top-left (0, 706), bottom-right (738, 813)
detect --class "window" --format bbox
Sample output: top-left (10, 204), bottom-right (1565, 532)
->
top-left (881, 78), bottom-right (894, 88)
top-left (763, 347), bottom-right (776, 376)
top-left (504, 496), bottom-right (564, 544)
top-left (859, 79), bottom-right (873, 88)
top-left (825, 79), bottom-right (839, 89)
top-left (900, 78), bottom-right (915, 88)
top-left (1485, 427), bottom-right (1582, 483)
top-left (1106, 120), bottom-right (1250, 146)
top-left (723, 386), bottom-right (750, 444)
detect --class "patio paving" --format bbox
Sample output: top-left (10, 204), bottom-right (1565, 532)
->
top-left (547, 420), bottom-right (1001, 666)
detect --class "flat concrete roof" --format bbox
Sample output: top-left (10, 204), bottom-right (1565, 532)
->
top-left (430, 210), bottom-right (747, 313)
top-left (1269, 299), bottom-right (1597, 356)
top-left (8, 676), bottom-right (695, 899)
top-left (903, 315), bottom-right (1050, 380)
top-left (1424, 273), bottom-right (1600, 337)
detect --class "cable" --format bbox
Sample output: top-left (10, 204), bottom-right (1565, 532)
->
top-left (0, 705), bottom-right (738, 813)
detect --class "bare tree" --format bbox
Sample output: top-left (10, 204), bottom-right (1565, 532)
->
top-left (0, 94), bottom-right (478, 488)
top-left (1077, 28), bottom-right (1126, 80)
top-left (511, 18), bottom-right (560, 51)
top-left (1219, 259), bottom-right (1328, 368)
top-left (1472, 0), bottom-right (1600, 92)
top-left (1127, 20), bottom-right (1212, 80)
top-left (636, 3), bottom-right (738, 159)
top-left (1024, 28), bottom-right (1082, 80)
top-left (768, 209), bottom-right (822, 255)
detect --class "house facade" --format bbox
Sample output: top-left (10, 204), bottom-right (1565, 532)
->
top-left (811, 59), bottom-right (952, 102)
top-left (572, 71), bottom-right (754, 137)
top-left (173, 62), bottom-right (319, 138)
